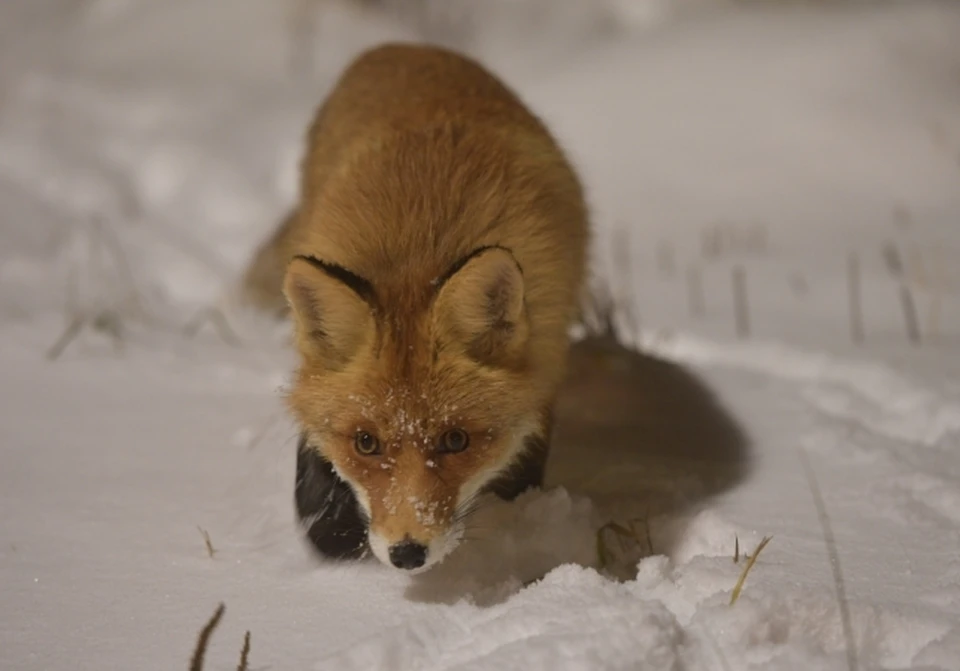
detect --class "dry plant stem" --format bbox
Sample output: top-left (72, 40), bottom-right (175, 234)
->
top-left (93, 312), bottom-right (125, 353)
top-left (847, 252), bottom-right (864, 345)
top-left (46, 316), bottom-right (86, 361)
top-left (917, 247), bottom-right (945, 341)
top-left (732, 265), bottom-right (750, 339)
top-left (190, 603), bottom-right (226, 671)
top-left (898, 285), bottom-right (922, 346)
top-left (927, 251), bottom-right (942, 341)
top-left (581, 277), bottom-right (617, 338)
top-left (46, 310), bottom-right (127, 360)
top-left (610, 227), bottom-right (640, 337)
top-left (238, 631), bottom-right (251, 671)
top-left (288, 0), bottom-right (319, 76)
top-left (92, 219), bottom-right (139, 298)
top-left (687, 265), bottom-right (705, 318)
top-left (729, 535), bottom-right (772, 605)
top-left (734, 535), bottom-right (740, 564)
top-left (47, 217), bottom-right (159, 361)
top-left (882, 242), bottom-right (921, 346)
top-left (91, 219), bottom-right (155, 327)
top-left (198, 527), bottom-right (217, 558)
top-left (47, 264), bottom-right (86, 361)
top-left (798, 445), bottom-right (859, 671)
top-left (183, 307), bottom-right (243, 347)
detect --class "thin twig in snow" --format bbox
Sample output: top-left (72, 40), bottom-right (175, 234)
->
top-left (882, 242), bottom-right (921, 346)
top-left (89, 218), bottom-right (154, 326)
top-left (927, 249), bottom-right (944, 341)
top-left (188, 603), bottom-right (252, 671)
top-left (797, 446), bottom-right (859, 671)
top-left (46, 316), bottom-right (86, 361)
top-left (732, 265), bottom-right (749, 339)
top-left (183, 307), bottom-right (243, 347)
top-left (847, 252), bottom-right (864, 345)
top-left (288, 0), bottom-right (320, 76)
top-left (47, 218), bottom-right (152, 360)
top-left (686, 265), bottom-right (705, 318)
top-left (237, 631), bottom-right (251, 671)
top-left (610, 227), bottom-right (640, 340)
top-left (729, 535), bottom-right (772, 605)
top-left (897, 277), bottom-right (922, 346)
top-left (198, 526), bottom-right (217, 559)
top-left (190, 603), bottom-right (226, 671)
top-left (909, 245), bottom-right (947, 342)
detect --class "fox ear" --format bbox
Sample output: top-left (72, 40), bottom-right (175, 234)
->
top-left (433, 247), bottom-right (528, 365)
top-left (283, 257), bottom-right (375, 369)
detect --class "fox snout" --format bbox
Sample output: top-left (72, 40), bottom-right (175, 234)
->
top-left (368, 526), bottom-right (462, 572)
top-left (366, 495), bottom-right (463, 572)
top-left (293, 435), bottom-right (465, 570)
top-left (386, 538), bottom-right (428, 570)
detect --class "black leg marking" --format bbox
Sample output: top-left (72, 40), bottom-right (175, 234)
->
top-left (294, 433), bottom-right (369, 560)
top-left (483, 408), bottom-right (554, 501)
top-left (483, 432), bottom-right (549, 501)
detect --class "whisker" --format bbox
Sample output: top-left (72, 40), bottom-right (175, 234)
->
top-left (457, 522), bottom-right (503, 532)
top-left (453, 496), bottom-right (486, 523)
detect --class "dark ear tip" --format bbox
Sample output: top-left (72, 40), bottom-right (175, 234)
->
top-left (435, 245), bottom-right (521, 293)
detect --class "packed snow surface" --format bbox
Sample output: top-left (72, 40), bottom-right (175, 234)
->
top-left (1, 0), bottom-right (960, 669)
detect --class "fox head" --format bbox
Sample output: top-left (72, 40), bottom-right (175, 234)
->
top-left (283, 246), bottom-right (546, 572)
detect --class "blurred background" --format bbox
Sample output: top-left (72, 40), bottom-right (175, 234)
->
top-left (1, 0), bottom-right (958, 360)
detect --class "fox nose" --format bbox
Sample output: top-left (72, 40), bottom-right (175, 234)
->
top-left (388, 540), bottom-right (427, 570)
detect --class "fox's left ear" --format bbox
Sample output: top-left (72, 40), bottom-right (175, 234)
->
top-left (283, 257), bottom-right (375, 370)
top-left (432, 247), bottom-right (528, 365)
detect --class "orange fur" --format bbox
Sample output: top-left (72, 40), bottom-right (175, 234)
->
top-left (247, 43), bottom-right (589, 569)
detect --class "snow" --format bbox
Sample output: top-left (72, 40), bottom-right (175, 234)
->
top-left (1, 0), bottom-right (960, 669)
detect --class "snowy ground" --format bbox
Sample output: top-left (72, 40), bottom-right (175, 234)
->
top-left (2, 0), bottom-right (960, 669)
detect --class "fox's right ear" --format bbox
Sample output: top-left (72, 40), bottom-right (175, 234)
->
top-left (283, 257), bottom-right (375, 369)
top-left (433, 246), bottom-right (528, 366)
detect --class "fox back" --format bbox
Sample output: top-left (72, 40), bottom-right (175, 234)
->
top-left (257, 43), bottom-right (589, 571)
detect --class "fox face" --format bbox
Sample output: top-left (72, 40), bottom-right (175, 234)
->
top-left (284, 247), bottom-right (546, 572)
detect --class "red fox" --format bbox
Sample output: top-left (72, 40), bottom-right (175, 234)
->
top-left (243, 43), bottom-right (589, 571)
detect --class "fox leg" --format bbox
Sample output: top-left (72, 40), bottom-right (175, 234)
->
top-left (294, 432), bottom-right (369, 560)
top-left (483, 404), bottom-right (554, 501)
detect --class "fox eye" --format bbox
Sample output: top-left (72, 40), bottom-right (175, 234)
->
top-left (354, 431), bottom-right (381, 456)
top-left (437, 429), bottom-right (469, 454)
